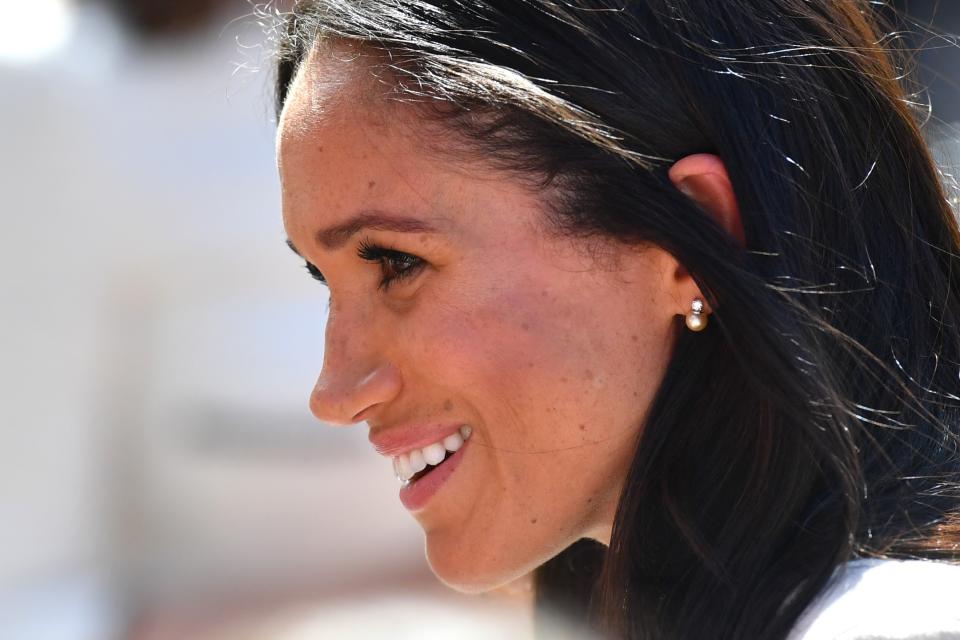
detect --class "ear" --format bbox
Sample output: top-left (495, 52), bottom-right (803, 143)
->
top-left (668, 153), bottom-right (745, 247)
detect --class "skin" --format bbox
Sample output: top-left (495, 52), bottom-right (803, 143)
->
top-left (277, 44), bottom-right (742, 593)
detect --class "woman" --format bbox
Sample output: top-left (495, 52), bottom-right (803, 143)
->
top-left (272, 1), bottom-right (960, 638)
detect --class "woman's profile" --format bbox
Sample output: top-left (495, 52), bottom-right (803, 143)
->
top-left (271, 1), bottom-right (960, 638)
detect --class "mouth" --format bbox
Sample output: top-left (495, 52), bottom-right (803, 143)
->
top-left (394, 426), bottom-right (472, 512)
top-left (406, 449), bottom-right (452, 483)
top-left (393, 425), bottom-right (472, 485)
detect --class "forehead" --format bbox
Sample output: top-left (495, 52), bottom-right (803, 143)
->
top-left (280, 47), bottom-right (417, 202)
top-left (277, 41), bottom-right (382, 155)
top-left (275, 41), bottom-right (570, 260)
top-left (276, 44), bottom-right (495, 248)
top-left (277, 39), bottom-right (495, 178)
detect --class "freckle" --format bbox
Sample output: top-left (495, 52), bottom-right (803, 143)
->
top-left (631, 334), bottom-right (638, 342)
top-left (521, 322), bottom-right (529, 330)
top-left (587, 497), bottom-right (593, 503)
top-left (368, 180), bottom-right (376, 189)
top-left (527, 361), bottom-right (534, 368)
top-left (579, 423), bottom-right (586, 431)
top-left (317, 146), bottom-right (324, 152)
top-left (530, 518), bottom-right (538, 524)
top-left (560, 376), bottom-right (568, 383)
top-left (443, 399), bottom-right (453, 411)
top-left (541, 290), bottom-right (548, 297)
top-left (584, 369), bottom-right (594, 381)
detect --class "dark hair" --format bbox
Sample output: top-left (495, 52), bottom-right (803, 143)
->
top-left (271, 1), bottom-right (960, 638)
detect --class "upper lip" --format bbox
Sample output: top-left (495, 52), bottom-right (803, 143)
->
top-left (368, 422), bottom-right (467, 458)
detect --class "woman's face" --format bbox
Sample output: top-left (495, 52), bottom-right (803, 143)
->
top-left (278, 49), bottom-right (683, 592)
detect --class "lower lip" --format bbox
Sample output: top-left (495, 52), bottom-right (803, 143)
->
top-left (398, 439), bottom-right (470, 512)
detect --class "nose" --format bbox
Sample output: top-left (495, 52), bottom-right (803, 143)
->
top-left (310, 362), bottom-right (402, 425)
top-left (308, 313), bottom-right (402, 426)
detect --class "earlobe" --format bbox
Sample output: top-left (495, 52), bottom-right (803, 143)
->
top-left (668, 154), bottom-right (746, 248)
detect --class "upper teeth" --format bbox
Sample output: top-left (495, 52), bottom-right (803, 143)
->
top-left (393, 425), bottom-right (472, 483)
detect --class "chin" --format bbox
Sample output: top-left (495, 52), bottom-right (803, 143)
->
top-left (425, 548), bottom-right (520, 594)
top-left (423, 533), bottom-right (552, 594)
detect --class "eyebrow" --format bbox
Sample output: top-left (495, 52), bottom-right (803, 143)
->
top-left (313, 210), bottom-right (440, 250)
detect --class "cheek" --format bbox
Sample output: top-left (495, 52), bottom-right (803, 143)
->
top-left (421, 284), bottom-right (571, 379)
top-left (408, 277), bottom-right (674, 588)
top-left (408, 275), bottom-right (658, 447)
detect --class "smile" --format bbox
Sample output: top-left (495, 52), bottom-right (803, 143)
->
top-left (393, 425), bottom-right (472, 484)
top-left (395, 426), bottom-right (472, 512)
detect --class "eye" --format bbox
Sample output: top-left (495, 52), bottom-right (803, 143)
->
top-left (303, 261), bottom-right (327, 285)
top-left (357, 238), bottom-right (426, 290)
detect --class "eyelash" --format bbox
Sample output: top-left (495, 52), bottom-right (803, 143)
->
top-left (302, 239), bottom-right (425, 291)
top-left (304, 261), bottom-right (327, 284)
top-left (357, 238), bottom-right (426, 290)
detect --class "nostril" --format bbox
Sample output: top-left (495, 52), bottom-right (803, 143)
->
top-left (352, 406), bottom-right (375, 423)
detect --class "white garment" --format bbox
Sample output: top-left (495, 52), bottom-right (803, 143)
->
top-left (788, 558), bottom-right (960, 640)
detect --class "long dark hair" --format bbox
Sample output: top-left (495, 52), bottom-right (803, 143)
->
top-left (270, 1), bottom-right (960, 638)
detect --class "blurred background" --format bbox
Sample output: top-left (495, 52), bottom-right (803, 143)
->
top-left (0, 1), bottom-right (956, 639)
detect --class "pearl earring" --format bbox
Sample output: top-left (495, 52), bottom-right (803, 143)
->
top-left (685, 298), bottom-right (708, 332)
